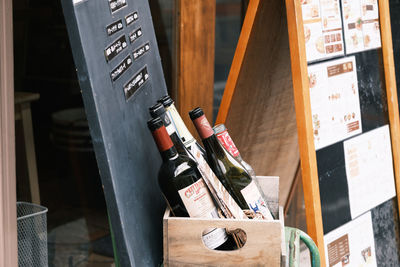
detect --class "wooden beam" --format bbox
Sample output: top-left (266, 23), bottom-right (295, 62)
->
top-left (216, 0), bottom-right (259, 125)
top-left (0, 0), bottom-right (18, 265)
top-left (173, 0), bottom-right (215, 133)
top-left (379, 0), bottom-right (400, 220)
top-left (284, 0), bottom-right (326, 264)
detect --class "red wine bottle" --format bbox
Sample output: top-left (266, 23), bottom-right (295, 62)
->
top-left (147, 117), bottom-right (232, 249)
top-left (158, 95), bottom-right (206, 157)
top-left (189, 108), bottom-right (273, 220)
top-left (149, 103), bottom-right (194, 160)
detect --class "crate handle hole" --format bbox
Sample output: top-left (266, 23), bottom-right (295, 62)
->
top-left (202, 228), bottom-right (247, 251)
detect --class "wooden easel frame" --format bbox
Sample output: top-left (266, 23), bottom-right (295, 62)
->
top-left (285, 0), bottom-right (400, 265)
top-left (0, 0), bottom-right (18, 265)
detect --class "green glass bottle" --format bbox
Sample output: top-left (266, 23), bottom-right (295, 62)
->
top-left (189, 107), bottom-right (273, 220)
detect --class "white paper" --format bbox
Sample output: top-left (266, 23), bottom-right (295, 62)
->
top-left (344, 125), bottom-right (396, 219)
top-left (324, 212), bottom-right (377, 267)
top-left (341, 0), bottom-right (381, 54)
top-left (308, 56), bottom-right (362, 150)
top-left (302, 0), bottom-right (345, 62)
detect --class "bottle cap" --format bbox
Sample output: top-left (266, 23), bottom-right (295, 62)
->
top-left (213, 124), bottom-right (227, 134)
top-left (189, 107), bottom-right (204, 121)
top-left (158, 95), bottom-right (174, 107)
top-left (149, 103), bottom-right (166, 118)
top-left (147, 117), bottom-right (174, 152)
top-left (147, 117), bottom-right (163, 132)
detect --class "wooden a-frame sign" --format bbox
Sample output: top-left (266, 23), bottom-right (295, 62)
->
top-left (217, 0), bottom-right (400, 265)
top-left (286, 0), bottom-right (400, 263)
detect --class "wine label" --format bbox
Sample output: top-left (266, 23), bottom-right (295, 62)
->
top-left (216, 130), bottom-right (240, 157)
top-left (178, 179), bottom-right (216, 218)
top-left (178, 179), bottom-right (228, 249)
top-left (241, 181), bottom-right (274, 220)
top-left (165, 105), bottom-right (195, 146)
top-left (189, 144), bottom-right (247, 220)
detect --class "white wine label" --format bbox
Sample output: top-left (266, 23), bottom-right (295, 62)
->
top-left (190, 145), bottom-right (247, 220)
top-left (202, 227), bottom-right (228, 250)
top-left (165, 105), bottom-right (195, 146)
top-left (178, 179), bottom-right (227, 249)
top-left (241, 181), bottom-right (274, 220)
top-left (178, 179), bottom-right (216, 218)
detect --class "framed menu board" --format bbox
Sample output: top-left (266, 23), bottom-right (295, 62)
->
top-left (286, 0), bottom-right (400, 266)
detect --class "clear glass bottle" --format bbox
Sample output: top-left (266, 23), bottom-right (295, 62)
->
top-left (213, 124), bottom-right (256, 177)
top-left (189, 107), bottom-right (273, 220)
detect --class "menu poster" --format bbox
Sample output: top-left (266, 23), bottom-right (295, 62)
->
top-left (344, 125), bottom-right (396, 219)
top-left (341, 0), bottom-right (381, 54)
top-left (308, 56), bottom-right (362, 150)
top-left (302, 0), bottom-right (344, 62)
top-left (324, 212), bottom-right (377, 267)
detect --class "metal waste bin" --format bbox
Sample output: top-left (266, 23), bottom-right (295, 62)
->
top-left (17, 202), bottom-right (48, 267)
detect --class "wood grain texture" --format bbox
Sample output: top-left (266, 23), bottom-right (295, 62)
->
top-left (284, 0), bottom-right (326, 264)
top-left (163, 177), bottom-right (284, 266)
top-left (378, 0), bottom-right (400, 222)
top-left (216, 0), bottom-right (299, 209)
top-left (174, 0), bottom-right (215, 136)
top-left (0, 0), bottom-right (18, 265)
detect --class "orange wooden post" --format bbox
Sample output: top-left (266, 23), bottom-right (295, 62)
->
top-left (284, 0), bottom-right (326, 264)
top-left (378, 0), bottom-right (400, 219)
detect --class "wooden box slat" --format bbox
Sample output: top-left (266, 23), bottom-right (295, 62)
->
top-left (163, 176), bottom-right (285, 267)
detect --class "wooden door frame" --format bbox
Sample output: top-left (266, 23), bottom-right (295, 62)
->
top-left (0, 0), bottom-right (18, 266)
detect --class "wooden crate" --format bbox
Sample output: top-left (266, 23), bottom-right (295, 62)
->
top-left (163, 176), bottom-right (285, 267)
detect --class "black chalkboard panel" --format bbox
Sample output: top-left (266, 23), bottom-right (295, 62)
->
top-left (61, 0), bottom-right (167, 265)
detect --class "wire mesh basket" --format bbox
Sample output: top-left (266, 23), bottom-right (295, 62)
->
top-left (17, 202), bottom-right (48, 267)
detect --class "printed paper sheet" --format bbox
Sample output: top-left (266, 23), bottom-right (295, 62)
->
top-left (308, 56), bottom-right (362, 150)
top-left (302, 0), bottom-right (345, 62)
top-left (341, 0), bottom-right (381, 54)
top-left (324, 212), bottom-right (377, 267)
top-left (344, 125), bottom-right (396, 219)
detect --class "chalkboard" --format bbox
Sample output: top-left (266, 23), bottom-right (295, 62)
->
top-left (61, 0), bottom-right (167, 265)
top-left (285, 0), bottom-right (400, 265)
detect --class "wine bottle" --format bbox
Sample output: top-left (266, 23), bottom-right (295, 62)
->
top-left (158, 96), bottom-right (248, 221)
top-left (149, 103), bottom-right (194, 160)
top-left (147, 117), bottom-right (232, 249)
top-left (213, 124), bottom-right (256, 177)
top-left (158, 95), bottom-right (206, 157)
top-left (189, 107), bottom-right (274, 220)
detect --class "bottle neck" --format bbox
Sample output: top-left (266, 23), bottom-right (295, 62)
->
top-left (165, 104), bottom-right (196, 146)
top-left (151, 125), bottom-right (178, 161)
top-left (215, 129), bottom-right (240, 158)
top-left (192, 114), bottom-right (214, 140)
top-left (161, 147), bottom-right (179, 161)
